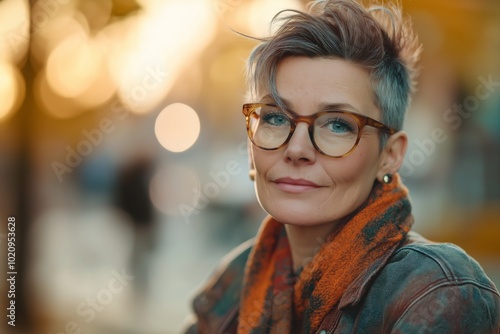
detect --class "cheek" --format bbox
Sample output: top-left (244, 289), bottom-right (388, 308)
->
top-left (328, 144), bottom-right (380, 186)
top-left (319, 150), bottom-right (380, 217)
top-left (252, 149), bottom-right (274, 194)
top-left (252, 146), bottom-right (280, 174)
top-left (253, 167), bottom-right (276, 216)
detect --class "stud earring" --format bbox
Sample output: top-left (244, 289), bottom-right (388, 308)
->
top-left (249, 169), bottom-right (256, 181)
top-left (383, 173), bottom-right (392, 184)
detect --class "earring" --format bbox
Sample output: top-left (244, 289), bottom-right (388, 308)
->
top-left (383, 173), bottom-right (392, 184)
top-left (249, 169), bottom-right (256, 181)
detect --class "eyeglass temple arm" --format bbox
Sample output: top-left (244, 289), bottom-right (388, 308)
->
top-left (366, 118), bottom-right (397, 135)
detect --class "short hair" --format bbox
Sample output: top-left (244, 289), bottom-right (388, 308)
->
top-left (245, 0), bottom-right (421, 146)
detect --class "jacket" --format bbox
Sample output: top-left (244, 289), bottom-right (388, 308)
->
top-left (182, 231), bottom-right (500, 333)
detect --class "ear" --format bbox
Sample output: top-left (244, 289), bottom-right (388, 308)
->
top-left (376, 131), bottom-right (407, 182)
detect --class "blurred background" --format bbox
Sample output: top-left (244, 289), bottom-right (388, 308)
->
top-left (0, 0), bottom-right (499, 333)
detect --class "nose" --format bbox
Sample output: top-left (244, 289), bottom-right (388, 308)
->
top-left (284, 122), bottom-right (316, 165)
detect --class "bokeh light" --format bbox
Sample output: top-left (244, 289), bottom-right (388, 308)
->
top-left (72, 40), bottom-right (116, 109)
top-left (0, 0), bottom-right (29, 64)
top-left (154, 103), bottom-right (201, 153)
top-left (30, 14), bottom-right (89, 69)
top-left (34, 69), bottom-right (84, 119)
top-left (0, 61), bottom-right (25, 121)
top-left (113, 0), bottom-right (217, 114)
top-left (46, 34), bottom-right (102, 98)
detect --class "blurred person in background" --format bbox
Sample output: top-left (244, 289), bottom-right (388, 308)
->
top-left (182, 0), bottom-right (500, 333)
top-left (114, 155), bottom-right (156, 299)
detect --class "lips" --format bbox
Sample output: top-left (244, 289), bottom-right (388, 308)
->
top-left (272, 177), bottom-right (323, 193)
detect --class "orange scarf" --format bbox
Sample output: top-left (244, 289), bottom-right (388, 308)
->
top-left (238, 174), bottom-right (413, 333)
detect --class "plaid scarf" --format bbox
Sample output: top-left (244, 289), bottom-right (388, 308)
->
top-left (238, 174), bottom-right (413, 333)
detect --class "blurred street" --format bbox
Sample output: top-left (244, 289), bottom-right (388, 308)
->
top-left (0, 0), bottom-right (499, 333)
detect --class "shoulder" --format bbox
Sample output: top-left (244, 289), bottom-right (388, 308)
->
top-left (184, 239), bottom-right (253, 333)
top-left (390, 231), bottom-right (498, 292)
top-left (371, 231), bottom-right (500, 333)
top-left (194, 238), bottom-right (254, 307)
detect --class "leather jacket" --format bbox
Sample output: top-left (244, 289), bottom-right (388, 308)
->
top-left (182, 232), bottom-right (500, 333)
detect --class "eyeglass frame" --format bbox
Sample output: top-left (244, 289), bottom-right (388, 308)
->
top-left (242, 103), bottom-right (397, 158)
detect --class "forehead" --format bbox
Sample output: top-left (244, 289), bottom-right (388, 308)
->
top-left (268, 57), bottom-right (379, 118)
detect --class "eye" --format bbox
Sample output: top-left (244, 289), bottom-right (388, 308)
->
top-left (261, 111), bottom-right (290, 127)
top-left (324, 117), bottom-right (356, 133)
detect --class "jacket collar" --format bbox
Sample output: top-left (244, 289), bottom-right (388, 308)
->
top-left (339, 231), bottom-right (420, 309)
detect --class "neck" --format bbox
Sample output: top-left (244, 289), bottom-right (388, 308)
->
top-left (285, 222), bottom-right (339, 271)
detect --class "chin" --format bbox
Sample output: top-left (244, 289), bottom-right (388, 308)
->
top-left (261, 202), bottom-right (330, 226)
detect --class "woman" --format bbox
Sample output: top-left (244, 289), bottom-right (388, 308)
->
top-left (183, 0), bottom-right (500, 333)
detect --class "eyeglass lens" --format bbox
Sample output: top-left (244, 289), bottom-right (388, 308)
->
top-left (248, 105), bottom-right (360, 157)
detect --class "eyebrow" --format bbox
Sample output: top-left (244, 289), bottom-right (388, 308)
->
top-left (259, 94), bottom-right (361, 114)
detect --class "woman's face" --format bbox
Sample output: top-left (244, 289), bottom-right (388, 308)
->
top-left (251, 56), bottom-right (386, 227)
